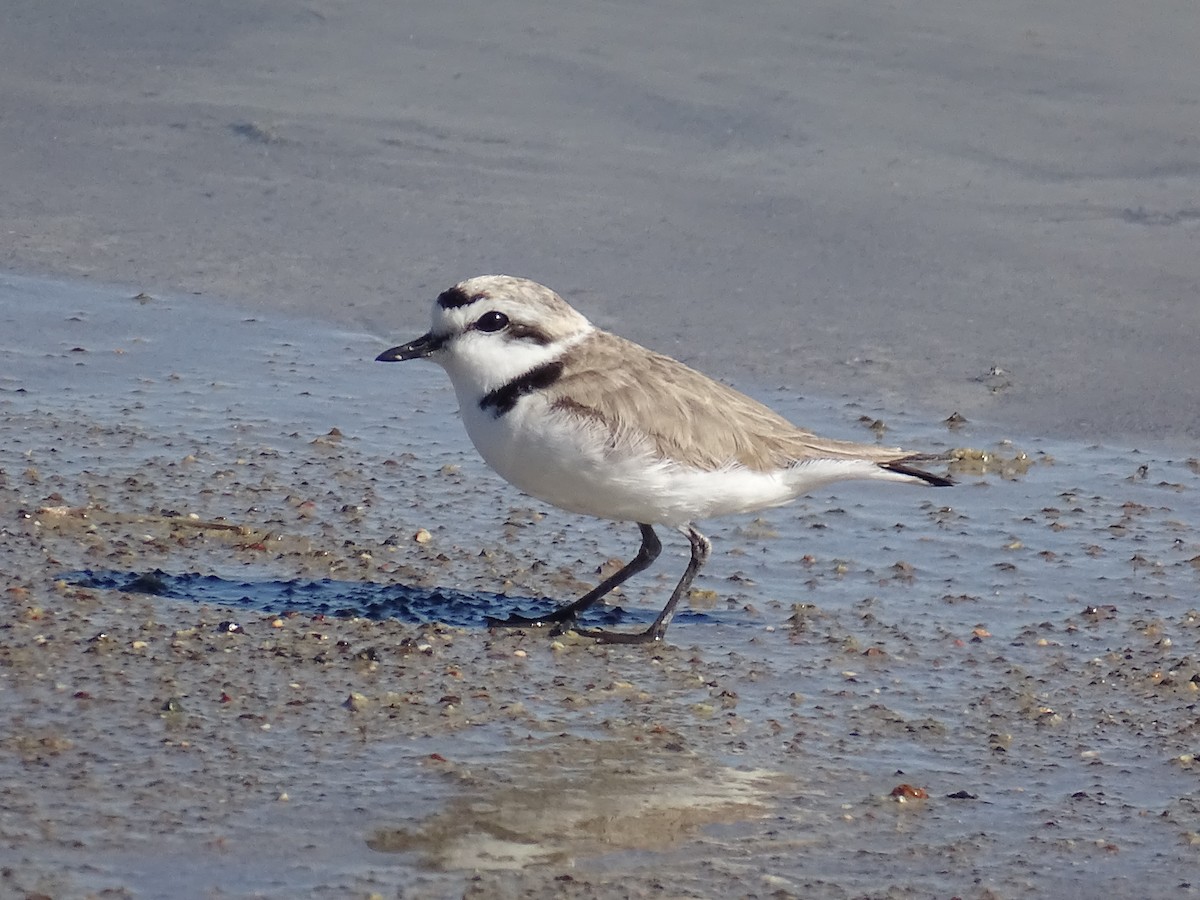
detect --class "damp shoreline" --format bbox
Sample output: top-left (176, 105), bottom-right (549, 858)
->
top-left (4, 274), bottom-right (1200, 898)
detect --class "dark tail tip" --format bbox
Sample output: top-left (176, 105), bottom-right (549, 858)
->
top-left (881, 461), bottom-right (955, 487)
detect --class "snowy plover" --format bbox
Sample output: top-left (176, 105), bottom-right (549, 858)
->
top-left (377, 275), bottom-right (951, 643)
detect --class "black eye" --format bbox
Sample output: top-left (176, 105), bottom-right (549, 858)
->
top-left (475, 311), bottom-right (509, 333)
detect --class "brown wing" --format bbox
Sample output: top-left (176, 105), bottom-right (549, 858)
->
top-left (546, 331), bottom-right (921, 472)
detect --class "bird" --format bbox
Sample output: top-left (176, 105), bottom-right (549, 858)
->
top-left (377, 275), bottom-right (951, 644)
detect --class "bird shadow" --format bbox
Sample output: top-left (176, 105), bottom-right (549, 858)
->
top-left (62, 569), bottom-right (725, 630)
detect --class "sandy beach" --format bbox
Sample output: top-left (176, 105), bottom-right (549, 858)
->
top-left (3, 2), bottom-right (1200, 897)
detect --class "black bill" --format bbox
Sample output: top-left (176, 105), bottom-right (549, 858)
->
top-left (376, 332), bottom-right (445, 362)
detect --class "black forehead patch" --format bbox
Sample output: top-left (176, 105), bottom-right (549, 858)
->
top-left (436, 287), bottom-right (485, 309)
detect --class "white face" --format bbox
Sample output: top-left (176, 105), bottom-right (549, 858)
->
top-left (431, 302), bottom-right (560, 394)
top-left (404, 276), bottom-right (593, 396)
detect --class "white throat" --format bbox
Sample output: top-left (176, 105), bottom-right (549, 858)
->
top-left (439, 326), bottom-right (593, 401)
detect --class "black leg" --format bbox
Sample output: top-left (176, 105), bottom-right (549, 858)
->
top-left (575, 525), bottom-right (711, 645)
top-left (486, 523), bottom-right (662, 631)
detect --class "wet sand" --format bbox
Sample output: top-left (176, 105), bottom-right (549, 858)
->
top-left (3, 2), bottom-right (1200, 895)
top-left (3, 278), bottom-right (1199, 898)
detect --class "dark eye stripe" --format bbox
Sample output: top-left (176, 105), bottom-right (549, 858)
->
top-left (507, 323), bottom-right (553, 345)
top-left (464, 314), bottom-right (554, 345)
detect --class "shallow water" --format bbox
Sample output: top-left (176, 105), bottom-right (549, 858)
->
top-left (3, 273), bottom-right (1199, 898)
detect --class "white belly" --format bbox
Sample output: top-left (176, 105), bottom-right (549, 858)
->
top-left (455, 389), bottom-right (801, 526)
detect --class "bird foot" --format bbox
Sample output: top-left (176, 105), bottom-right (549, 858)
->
top-left (485, 609), bottom-right (577, 631)
top-left (486, 611), bottom-right (664, 644)
top-left (570, 625), bottom-right (665, 645)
